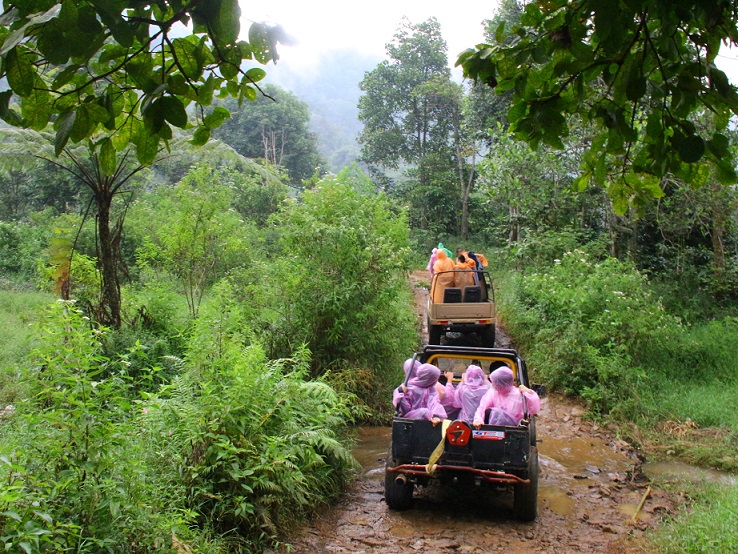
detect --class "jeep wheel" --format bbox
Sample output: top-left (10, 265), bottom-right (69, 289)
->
top-left (384, 446), bottom-right (413, 510)
top-left (512, 446), bottom-right (538, 521)
top-left (428, 324), bottom-right (442, 345)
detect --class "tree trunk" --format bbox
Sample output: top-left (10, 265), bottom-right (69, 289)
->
top-left (457, 146), bottom-right (475, 241)
top-left (96, 190), bottom-right (121, 328)
top-left (710, 181), bottom-right (727, 284)
top-left (508, 205), bottom-right (520, 244)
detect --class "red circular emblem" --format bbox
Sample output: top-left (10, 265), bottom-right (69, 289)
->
top-left (446, 421), bottom-right (471, 446)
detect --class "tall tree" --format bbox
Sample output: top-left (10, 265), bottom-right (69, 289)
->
top-left (359, 18), bottom-right (473, 234)
top-left (214, 85), bottom-right (324, 186)
top-left (0, 0), bottom-right (286, 326)
top-left (458, 0), bottom-right (738, 212)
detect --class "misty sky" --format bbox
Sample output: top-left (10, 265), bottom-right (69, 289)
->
top-left (245, 1), bottom-right (495, 72)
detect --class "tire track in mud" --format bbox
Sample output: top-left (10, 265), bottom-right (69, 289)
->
top-left (277, 272), bottom-right (678, 553)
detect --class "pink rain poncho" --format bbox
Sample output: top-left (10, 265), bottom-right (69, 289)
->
top-left (431, 250), bottom-right (456, 304)
top-left (426, 248), bottom-right (438, 278)
top-left (438, 379), bottom-right (459, 420)
top-left (452, 365), bottom-right (490, 423)
top-left (473, 367), bottom-right (540, 426)
top-left (393, 358), bottom-right (420, 408)
top-left (398, 363), bottom-right (447, 420)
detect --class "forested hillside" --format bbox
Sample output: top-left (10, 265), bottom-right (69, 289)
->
top-left (266, 49), bottom-right (380, 172)
top-left (2, 0), bottom-right (738, 552)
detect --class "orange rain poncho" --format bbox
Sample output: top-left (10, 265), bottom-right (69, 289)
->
top-left (454, 257), bottom-right (477, 289)
top-left (432, 250), bottom-right (456, 303)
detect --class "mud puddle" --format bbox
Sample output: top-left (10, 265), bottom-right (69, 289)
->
top-left (643, 460), bottom-right (737, 486)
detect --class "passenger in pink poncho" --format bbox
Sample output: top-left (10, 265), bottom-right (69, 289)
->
top-left (452, 365), bottom-right (490, 423)
top-left (473, 366), bottom-right (540, 428)
top-left (398, 363), bottom-right (447, 423)
top-left (393, 358), bottom-right (420, 408)
top-left (437, 371), bottom-right (459, 420)
top-left (426, 248), bottom-right (438, 278)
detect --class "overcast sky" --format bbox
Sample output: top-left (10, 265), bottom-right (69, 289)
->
top-left (245, 1), bottom-right (495, 72)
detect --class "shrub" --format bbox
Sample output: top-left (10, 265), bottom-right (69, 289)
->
top-left (141, 293), bottom-right (357, 550)
top-left (265, 173), bottom-right (418, 414)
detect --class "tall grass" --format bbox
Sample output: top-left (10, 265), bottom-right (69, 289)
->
top-left (495, 251), bottom-right (738, 425)
top-left (651, 484), bottom-right (738, 553)
top-left (0, 289), bottom-right (52, 404)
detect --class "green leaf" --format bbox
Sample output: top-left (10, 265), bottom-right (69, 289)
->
top-left (143, 98), bottom-right (165, 134)
top-left (52, 64), bottom-right (81, 89)
top-left (204, 106), bottom-right (230, 128)
top-left (134, 127), bottom-right (160, 165)
top-left (70, 105), bottom-right (93, 141)
top-left (20, 77), bottom-right (52, 130)
top-left (99, 137), bottom-right (116, 176)
top-left (706, 132), bottom-right (729, 158)
top-left (54, 110), bottom-right (76, 155)
top-left (160, 96), bottom-right (188, 128)
top-left (626, 77), bottom-right (647, 101)
top-left (241, 85), bottom-right (257, 102)
top-left (172, 37), bottom-right (202, 80)
top-left (248, 22), bottom-right (271, 64)
top-left (678, 135), bottom-right (705, 164)
top-left (191, 125), bottom-right (210, 146)
top-left (245, 67), bottom-right (266, 83)
top-left (5, 47), bottom-right (35, 97)
top-left (216, 0), bottom-right (241, 44)
top-left (0, 90), bottom-right (21, 126)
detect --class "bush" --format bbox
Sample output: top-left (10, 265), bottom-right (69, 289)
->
top-left (0, 290), bottom-right (359, 552)
top-left (497, 250), bottom-right (680, 414)
top-left (265, 172), bottom-right (418, 415)
top-left (141, 291), bottom-right (357, 550)
top-left (0, 301), bottom-right (179, 552)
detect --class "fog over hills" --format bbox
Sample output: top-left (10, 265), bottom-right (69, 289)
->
top-left (263, 49), bottom-right (381, 172)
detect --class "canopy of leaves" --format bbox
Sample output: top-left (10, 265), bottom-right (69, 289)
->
top-left (0, 0), bottom-right (285, 167)
top-left (458, 0), bottom-right (738, 212)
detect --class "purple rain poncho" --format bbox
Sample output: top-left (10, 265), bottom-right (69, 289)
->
top-left (393, 358), bottom-right (420, 408)
top-left (452, 365), bottom-right (490, 423)
top-left (398, 363), bottom-right (447, 421)
top-left (439, 381), bottom-right (459, 420)
top-left (426, 248), bottom-right (438, 278)
top-left (473, 367), bottom-right (541, 426)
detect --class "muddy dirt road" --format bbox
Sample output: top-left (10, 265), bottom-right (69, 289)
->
top-left (279, 272), bottom-right (677, 553)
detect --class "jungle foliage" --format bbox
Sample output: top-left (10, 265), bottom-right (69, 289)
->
top-left (0, 160), bottom-right (416, 551)
top-left (458, 0), bottom-right (738, 212)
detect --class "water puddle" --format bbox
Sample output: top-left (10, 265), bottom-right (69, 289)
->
top-left (352, 426), bottom-right (391, 475)
top-left (538, 436), bottom-right (632, 483)
top-left (643, 460), bottom-right (737, 486)
top-left (538, 485), bottom-right (576, 515)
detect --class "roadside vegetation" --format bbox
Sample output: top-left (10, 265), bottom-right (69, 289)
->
top-left (0, 160), bottom-right (416, 552)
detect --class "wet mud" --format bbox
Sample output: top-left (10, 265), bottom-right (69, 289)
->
top-left (277, 271), bottom-right (682, 553)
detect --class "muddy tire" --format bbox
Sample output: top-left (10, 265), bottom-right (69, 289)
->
top-left (384, 446), bottom-right (413, 510)
top-left (428, 324), bottom-right (442, 345)
top-left (480, 324), bottom-right (495, 347)
top-left (513, 446), bottom-right (538, 521)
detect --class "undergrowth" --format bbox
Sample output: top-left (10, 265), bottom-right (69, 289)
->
top-left (0, 297), bottom-right (357, 552)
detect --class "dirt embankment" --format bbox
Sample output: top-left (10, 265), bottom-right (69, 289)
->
top-left (278, 271), bottom-right (679, 554)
